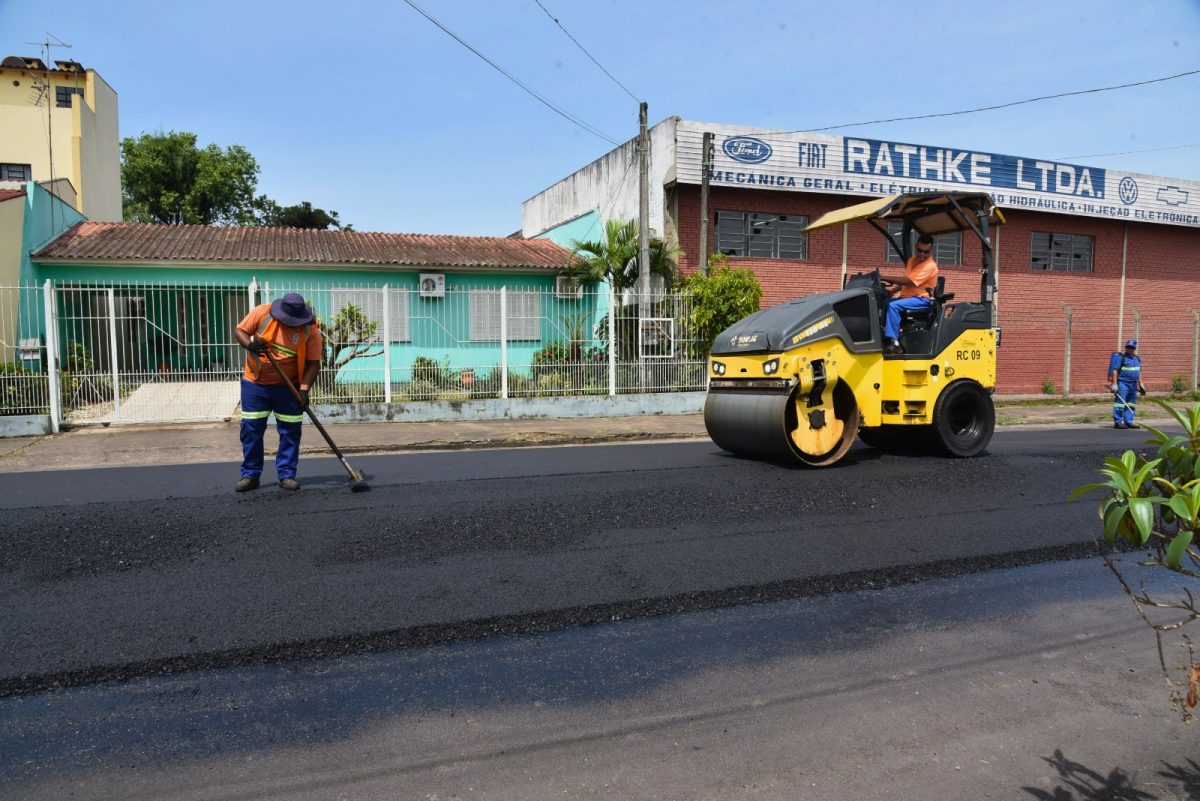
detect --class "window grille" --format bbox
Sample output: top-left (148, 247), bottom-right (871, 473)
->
top-left (716, 211), bottom-right (808, 259)
top-left (0, 163), bottom-right (32, 181)
top-left (331, 287), bottom-right (410, 342)
top-left (885, 221), bottom-right (962, 265)
top-left (469, 290), bottom-right (540, 341)
top-left (1030, 232), bottom-right (1093, 272)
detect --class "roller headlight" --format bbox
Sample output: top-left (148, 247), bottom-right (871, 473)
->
top-left (763, 358), bottom-right (779, 375)
top-left (711, 360), bottom-right (726, 376)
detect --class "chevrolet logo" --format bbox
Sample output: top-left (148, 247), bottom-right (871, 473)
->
top-left (1157, 185), bottom-right (1189, 206)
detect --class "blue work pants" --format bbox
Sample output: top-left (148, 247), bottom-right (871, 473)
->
top-left (885, 296), bottom-right (931, 340)
top-left (1113, 383), bottom-right (1138, 426)
top-left (240, 379), bottom-right (305, 479)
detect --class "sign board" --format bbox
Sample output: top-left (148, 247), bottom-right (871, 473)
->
top-left (675, 121), bottom-right (1200, 229)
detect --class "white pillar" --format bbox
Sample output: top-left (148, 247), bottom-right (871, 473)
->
top-left (608, 284), bottom-right (617, 396)
top-left (106, 288), bottom-right (121, 420)
top-left (248, 277), bottom-right (258, 312)
top-left (42, 279), bottom-right (60, 434)
top-left (500, 287), bottom-right (508, 400)
top-left (381, 285), bottom-right (392, 404)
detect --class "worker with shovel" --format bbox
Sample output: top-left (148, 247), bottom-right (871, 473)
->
top-left (234, 293), bottom-right (323, 491)
top-left (1107, 338), bottom-right (1147, 429)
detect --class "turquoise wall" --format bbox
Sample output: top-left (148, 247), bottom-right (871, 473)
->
top-left (21, 183), bottom-right (86, 286)
top-left (31, 262), bottom-right (602, 384)
top-left (534, 208), bottom-right (601, 249)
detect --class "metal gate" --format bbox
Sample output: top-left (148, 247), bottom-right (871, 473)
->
top-left (53, 282), bottom-right (251, 425)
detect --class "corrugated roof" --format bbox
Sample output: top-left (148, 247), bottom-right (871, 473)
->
top-left (0, 188), bottom-right (26, 203)
top-left (34, 222), bottom-right (576, 270)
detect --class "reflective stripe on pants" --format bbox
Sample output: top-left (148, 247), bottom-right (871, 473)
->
top-left (240, 378), bottom-right (304, 479)
top-left (1113, 383), bottom-right (1138, 426)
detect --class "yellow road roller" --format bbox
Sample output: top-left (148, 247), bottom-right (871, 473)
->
top-left (704, 192), bottom-right (1004, 467)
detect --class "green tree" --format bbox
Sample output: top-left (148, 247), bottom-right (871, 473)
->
top-left (679, 254), bottom-right (763, 355)
top-left (1071, 398), bottom-right (1200, 721)
top-left (567, 218), bottom-right (680, 290)
top-left (317, 305), bottom-right (383, 395)
top-left (121, 131), bottom-right (267, 225)
top-left (261, 201), bottom-right (351, 231)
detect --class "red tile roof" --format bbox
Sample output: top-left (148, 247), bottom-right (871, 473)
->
top-left (0, 188), bottom-right (26, 203)
top-left (34, 222), bottom-right (575, 270)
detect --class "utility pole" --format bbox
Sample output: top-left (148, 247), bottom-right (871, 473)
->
top-left (637, 101), bottom-right (650, 388)
top-left (699, 131), bottom-right (713, 275)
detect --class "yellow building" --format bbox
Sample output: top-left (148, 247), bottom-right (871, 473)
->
top-left (0, 55), bottom-right (120, 221)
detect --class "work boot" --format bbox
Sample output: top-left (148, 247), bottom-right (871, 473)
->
top-left (1125, 422), bottom-right (1138, 429)
top-left (883, 338), bottom-right (905, 355)
top-left (279, 477), bottom-right (301, 491)
top-left (235, 476), bottom-right (260, 492)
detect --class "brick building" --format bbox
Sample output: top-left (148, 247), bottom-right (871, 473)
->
top-left (523, 119), bottom-right (1200, 395)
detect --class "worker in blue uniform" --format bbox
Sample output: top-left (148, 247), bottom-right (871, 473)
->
top-left (1106, 339), bottom-right (1147, 429)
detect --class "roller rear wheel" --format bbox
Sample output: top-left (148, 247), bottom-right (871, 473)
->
top-left (933, 380), bottom-right (994, 457)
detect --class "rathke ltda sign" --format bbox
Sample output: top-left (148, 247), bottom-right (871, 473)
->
top-left (676, 122), bottom-right (1200, 228)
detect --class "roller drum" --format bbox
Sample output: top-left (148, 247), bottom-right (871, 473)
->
top-left (704, 389), bottom-right (795, 462)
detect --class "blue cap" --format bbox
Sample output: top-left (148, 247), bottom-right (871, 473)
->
top-left (1125, 339), bottom-right (1138, 349)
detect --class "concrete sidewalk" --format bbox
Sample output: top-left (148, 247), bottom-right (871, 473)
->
top-left (0, 397), bottom-right (1186, 474)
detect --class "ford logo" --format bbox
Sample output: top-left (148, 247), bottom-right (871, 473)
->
top-left (723, 136), bottom-right (772, 164)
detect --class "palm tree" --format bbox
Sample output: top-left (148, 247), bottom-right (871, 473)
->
top-left (567, 218), bottom-right (681, 291)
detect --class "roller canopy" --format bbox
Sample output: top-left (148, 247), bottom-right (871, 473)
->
top-left (804, 192), bottom-right (1005, 235)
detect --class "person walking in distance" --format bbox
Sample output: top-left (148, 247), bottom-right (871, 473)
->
top-left (234, 293), bottom-right (323, 491)
top-left (1107, 338), bottom-right (1147, 429)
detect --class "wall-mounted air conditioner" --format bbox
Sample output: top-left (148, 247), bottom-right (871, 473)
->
top-left (555, 276), bottom-right (583, 300)
top-left (419, 273), bottom-right (446, 298)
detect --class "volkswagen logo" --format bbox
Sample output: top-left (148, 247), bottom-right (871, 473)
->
top-left (1118, 176), bottom-right (1139, 205)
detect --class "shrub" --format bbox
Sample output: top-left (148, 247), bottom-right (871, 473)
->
top-left (411, 356), bottom-right (455, 389)
top-left (1173, 373), bottom-right (1188, 395)
top-left (1041, 379), bottom-right (1056, 395)
top-left (0, 362), bottom-right (44, 415)
top-left (1071, 399), bottom-right (1200, 720)
top-left (679, 256), bottom-right (763, 356)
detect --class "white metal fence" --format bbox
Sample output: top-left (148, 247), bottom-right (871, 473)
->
top-left (1, 280), bottom-right (707, 426)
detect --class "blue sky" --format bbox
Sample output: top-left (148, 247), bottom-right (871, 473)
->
top-left (3, 0), bottom-right (1198, 235)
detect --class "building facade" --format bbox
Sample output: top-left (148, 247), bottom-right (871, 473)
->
top-left (523, 118), bottom-right (1200, 395)
top-left (0, 55), bottom-right (121, 221)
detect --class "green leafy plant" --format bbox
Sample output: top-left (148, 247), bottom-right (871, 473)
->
top-left (410, 355), bottom-right (458, 390)
top-left (1173, 373), bottom-right (1188, 395)
top-left (0, 362), bottom-right (42, 415)
top-left (317, 304), bottom-right (383, 397)
top-left (1041, 379), bottom-right (1056, 395)
top-left (1070, 398), bottom-right (1200, 720)
top-left (679, 255), bottom-right (763, 356)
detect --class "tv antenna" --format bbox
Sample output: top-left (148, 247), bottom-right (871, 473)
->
top-left (23, 34), bottom-right (73, 215)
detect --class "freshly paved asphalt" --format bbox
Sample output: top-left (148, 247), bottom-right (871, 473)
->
top-left (2, 558), bottom-right (1194, 801)
top-left (0, 425), bottom-right (1164, 696)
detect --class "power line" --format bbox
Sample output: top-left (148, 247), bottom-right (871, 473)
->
top-left (782, 68), bottom-right (1200, 134)
top-left (532, 0), bottom-right (640, 103)
top-left (401, 0), bottom-right (620, 145)
top-left (1055, 142), bottom-right (1200, 161)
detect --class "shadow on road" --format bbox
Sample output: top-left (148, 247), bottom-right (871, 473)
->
top-left (1023, 749), bottom-right (1200, 800)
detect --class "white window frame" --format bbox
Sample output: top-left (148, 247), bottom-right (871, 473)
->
top-left (331, 287), bottom-right (410, 342)
top-left (469, 290), bottom-right (541, 342)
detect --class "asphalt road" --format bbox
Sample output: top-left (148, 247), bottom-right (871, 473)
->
top-left (2, 559), bottom-right (1195, 801)
top-left (0, 427), bottom-right (1159, 696)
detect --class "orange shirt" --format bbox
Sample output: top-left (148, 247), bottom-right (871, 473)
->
top-left (238, 303), bottom-right (323, 385)
top-left (898, 254), bottom-right (938, 299)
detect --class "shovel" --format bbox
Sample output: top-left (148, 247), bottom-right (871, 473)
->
top-left (258, 344), bottom-right (369, 492)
